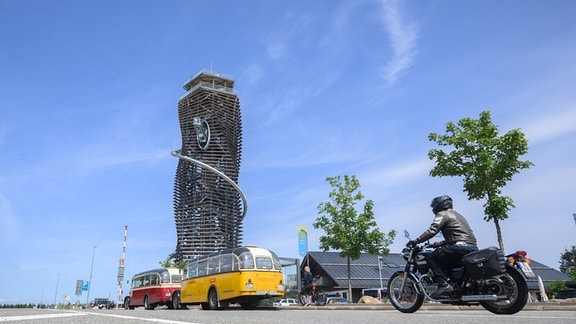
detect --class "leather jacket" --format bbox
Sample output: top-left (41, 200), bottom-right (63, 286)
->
top-left (414, 209), bottom-right (477, 248)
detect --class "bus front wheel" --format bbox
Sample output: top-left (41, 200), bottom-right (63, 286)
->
top-left (171, 291), bottom-right (181, 310)
top-left (123, 297), bottom-right (132, 310)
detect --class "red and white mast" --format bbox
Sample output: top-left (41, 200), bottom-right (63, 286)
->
top-left (117, 225), bottom-right (128, 309)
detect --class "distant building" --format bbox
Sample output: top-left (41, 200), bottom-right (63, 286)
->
top-left (172, 70), bottom-right (244, 260)
top-left (301, 251), bottom-right (571, 303)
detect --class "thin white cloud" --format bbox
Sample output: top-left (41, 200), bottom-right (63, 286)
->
top-left (75, 149), bottom-right (170, 172)
top-left (520, 108), bottom-right (576, 144)
top-left (242, 64), bottom-right (264, 86)
top-left (266, 41), bottom-right (286, 61)
top-left (362, 157), bottom-right (431, 188)
top-left (378, 0), bottom-right (419, 85)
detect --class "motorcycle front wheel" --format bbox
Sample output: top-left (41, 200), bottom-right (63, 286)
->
top-left (480, 266), bottom-right (528, 314)
top-left (387, 271), bottom-right (424, 313)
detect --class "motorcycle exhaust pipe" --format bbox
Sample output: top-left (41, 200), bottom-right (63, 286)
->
top-left (460, 294), bottom-right (498, 301)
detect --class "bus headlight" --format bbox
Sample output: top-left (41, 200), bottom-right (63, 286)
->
top-left (245, 279), bottom-right (254, 289)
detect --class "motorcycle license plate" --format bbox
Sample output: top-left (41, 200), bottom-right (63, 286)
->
top-left (517, 261), bottom-right (536, 278)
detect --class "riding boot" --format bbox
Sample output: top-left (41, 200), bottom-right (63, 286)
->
top-left (431, 279), bottom-right (454, 298)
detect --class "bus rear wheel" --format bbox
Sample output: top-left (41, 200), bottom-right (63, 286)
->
top-left (208, 288), bottom-right (219, 310)
top-left (144, 296), bottom-right (154, 310)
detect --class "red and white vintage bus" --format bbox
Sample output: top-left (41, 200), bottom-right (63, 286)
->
top-left (124, 267), bottom-right (182, 310)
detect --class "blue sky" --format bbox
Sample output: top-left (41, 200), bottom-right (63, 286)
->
top-left (1, 0), bottom-right (575, 304)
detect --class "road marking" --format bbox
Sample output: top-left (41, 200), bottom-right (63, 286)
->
top-left (0, 311), bottom-right (200, 323)
top-left (83, 311), bottom-right (201, 324)
top-left (0, 312), bottom-right (85, 321)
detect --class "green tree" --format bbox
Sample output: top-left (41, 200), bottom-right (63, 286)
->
top-left (559, 246), bottom-right (576, 281)
top-left (159, 257), bottom-right (186, 270)
top-left (428, 111), bottom-right (533, 252)
top-left (314, 175), bottom-right (397, 301)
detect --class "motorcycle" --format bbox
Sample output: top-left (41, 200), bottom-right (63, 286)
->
top-left (298, 282), bottom-right (327, 306)
top-left (388, 231), bottom-right (529, 314)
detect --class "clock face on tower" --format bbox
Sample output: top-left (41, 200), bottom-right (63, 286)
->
top-left (193, 118), bottom-right (210, 150)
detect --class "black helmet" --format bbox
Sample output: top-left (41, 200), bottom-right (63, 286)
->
top-left (430, 195), bottom-right (453, 214)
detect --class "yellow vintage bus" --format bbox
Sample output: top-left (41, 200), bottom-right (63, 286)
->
top-left (177, 246), bottom-right (284, 310)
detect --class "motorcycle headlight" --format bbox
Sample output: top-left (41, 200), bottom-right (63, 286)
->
top-left (401, 247), bottom-right (411, 260)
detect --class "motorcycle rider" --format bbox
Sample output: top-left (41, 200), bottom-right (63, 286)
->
top-left (302, 266), bottom-right (313, 306)
top-left (407, 195), bottom-right (478, 298)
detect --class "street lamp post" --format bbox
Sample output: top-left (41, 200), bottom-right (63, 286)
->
top-left (86, 245), bottom-right (96, 306)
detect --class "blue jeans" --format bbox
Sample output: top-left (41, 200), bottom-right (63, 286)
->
top-left (426, 245), bottom-right (478, 282)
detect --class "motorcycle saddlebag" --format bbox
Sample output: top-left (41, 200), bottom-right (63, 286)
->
top-left (462, 247), bottom-right (506, 279)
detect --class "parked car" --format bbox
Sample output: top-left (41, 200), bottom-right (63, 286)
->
top-left (326, 297), bottom-right (349, 304)
top-left (92, 298), bottom-right (115, 309)
top-left (272, 298), bottom-right (298, 307)
top-left (257, 299), bottom-right (274, 307)
top-left (555, 289), bottom-right (576, 299)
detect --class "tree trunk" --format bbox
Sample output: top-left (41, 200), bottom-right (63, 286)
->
top-left (347, 256), bottom-right (352, 302)
top-left (494, 218), bottom-right (505, 252)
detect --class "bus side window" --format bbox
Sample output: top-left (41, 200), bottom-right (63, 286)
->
top-left (142, 275), bottom-right (149, 287)
top-left (197, 260), bottom-right (207, 277)
top-left (272, 253), bottom-right (282, 270)
top-left (208, 256), bottom-right (219, 275)
top-left (239, 253), bottom-right (254, 269)
top-left (150, 274), bottom-right (159, 285)
top-left (232, 255), bottom-right (239, 271)
top-left (187, 263), bottom-right (198, 279)
top-left (132, 277), bottom-right (141, 288)
top-left (220, 254), bottom-right (232, 273)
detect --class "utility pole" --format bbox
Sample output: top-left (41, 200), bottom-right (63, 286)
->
top-left (86, 245), bottom-right (96, 306)
top-left (378, 256), bottom-right (383, 301)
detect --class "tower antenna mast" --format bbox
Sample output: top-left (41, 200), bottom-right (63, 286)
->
top-left (117, 225), bottom-right (128, 309)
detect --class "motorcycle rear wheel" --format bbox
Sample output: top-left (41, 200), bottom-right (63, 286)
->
top-left (480, 266), bottom-right (528, 315)
top-left (315, 289), bottom-right (327, 306)
top-left (388, 271), bottom-right (424, 313)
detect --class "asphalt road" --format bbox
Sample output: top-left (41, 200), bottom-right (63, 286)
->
top-left (1, 305), bottom-right (575, 324)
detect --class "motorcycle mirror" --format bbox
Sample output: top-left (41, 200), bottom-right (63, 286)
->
top-left (403, 230), bottom-right (410, 239)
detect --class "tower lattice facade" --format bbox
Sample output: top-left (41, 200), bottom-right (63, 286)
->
top-left (173, 70), bottom-right (244, 260)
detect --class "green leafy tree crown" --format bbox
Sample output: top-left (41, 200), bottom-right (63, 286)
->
top-left (428, 111), bottom-right (533, 251)
top-left (314, 175), bottom-right (396, 301)
top-left (560, 245), bottom-right (576, 281)
top-left (315, 175), bottom-right (396, 258)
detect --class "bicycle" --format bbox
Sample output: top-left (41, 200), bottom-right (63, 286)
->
top-left (299, 283), bottom-right (327, 306)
